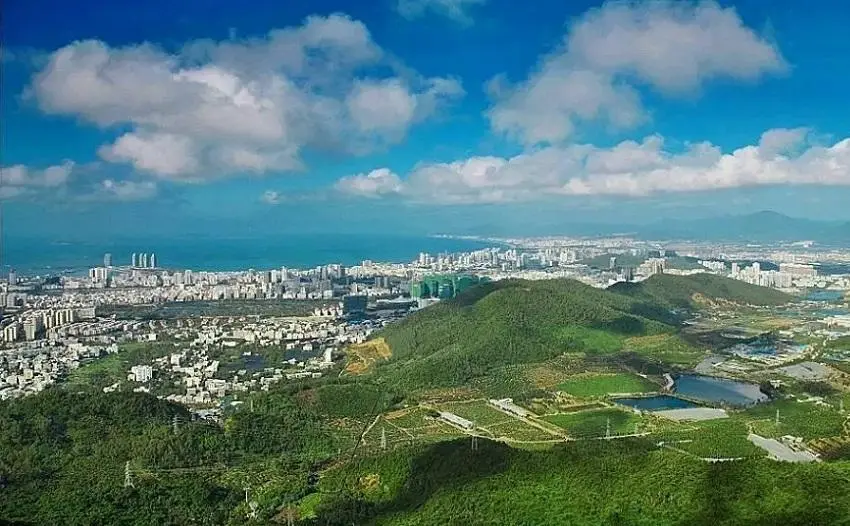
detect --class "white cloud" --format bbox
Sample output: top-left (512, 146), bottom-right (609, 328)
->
top-left (334, 129), bottom-right (850, 203)
top-left (260, 190), bottom-right (283, 205)
top-left (334, 168), bottom-right (403, 198)
top-left (346, 77), bottom-right (464, 142)
top-left (397, 0), bottom-right (487, 23)
top-left (98, 180), bottom-right (158, 201)
top-left (346, 79), bottom-right (419, 137)
top-left (98, 133), bottom-right (200, 179)
top-left (30, 14), bottom-right (462, 181)
top-left (489, 1), bottom-right (786, 145)
top-left (1, 161), bottom-right (75, 198)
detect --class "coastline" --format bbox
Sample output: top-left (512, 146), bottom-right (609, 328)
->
top-left (2, 234), bottom-right (498, 276)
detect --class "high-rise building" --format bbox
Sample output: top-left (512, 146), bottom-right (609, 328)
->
top-left (150, 253), bottom-right (157, 268)
top-left (89, 267), bottom-right (108, 284)
top-left (132, 253), bottom-right (138, 268)
top-left (141, 253), bottom-right (148, 268)
top-left (8, 269), bottom-right (17, 286)
top-left (104, 253), bottom-right (113, 267)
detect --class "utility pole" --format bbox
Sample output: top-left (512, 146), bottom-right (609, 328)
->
top-left (250, 399), bottom-right (254, 413)
top-left (775, 409), bottom-right (780, 427)
top-left (123, 461), bottom-right (134, 489)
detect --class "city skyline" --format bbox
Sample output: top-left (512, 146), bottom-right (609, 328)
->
top-left (4, 0), bottom-right (850, 240)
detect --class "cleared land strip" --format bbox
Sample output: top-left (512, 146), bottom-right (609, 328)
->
top-left (747, 434), bottom-right (820, 463)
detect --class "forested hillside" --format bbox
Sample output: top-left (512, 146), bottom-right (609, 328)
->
top-left (313, 438), bottom-right (850, 525)
top-left (372, 275), bottom-right (781, 394)
top-left (0, 387), bottom-right (341, 525)
top-left (375, 279), bottom-right (673, 394)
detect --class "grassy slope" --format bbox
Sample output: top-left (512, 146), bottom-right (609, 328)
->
top-left (556, 372), bottom-right (658, 397)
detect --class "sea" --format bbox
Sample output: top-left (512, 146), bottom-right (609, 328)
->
top-left (2, 235), bottom-right (498, 276)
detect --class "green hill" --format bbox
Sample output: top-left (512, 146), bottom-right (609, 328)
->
top-left (609, 273), bottom-right (792, 309)
top-left (366, 275), bottom-right (790, 395)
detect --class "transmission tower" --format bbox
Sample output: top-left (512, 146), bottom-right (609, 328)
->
top-left (605, 418), bottom-right (611, 439)
top-left (172, 414), bottom-right (179, 435)
top-left (380, 427), bottom-right (387, 450)
top-left (841, 399), bottom-right (845, 413)
top-left (471, 435), bottom-right (479, 451)
top-left (123, 461), bottom-right (134, 489)
top-left (775, 409), bottom-right (780, 427)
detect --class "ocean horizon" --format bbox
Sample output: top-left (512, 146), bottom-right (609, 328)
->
top-left (2, 234), bottom-right (498, 275)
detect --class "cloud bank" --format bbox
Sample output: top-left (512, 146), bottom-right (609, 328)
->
top-left (335, 129), bottom-right (850, 203)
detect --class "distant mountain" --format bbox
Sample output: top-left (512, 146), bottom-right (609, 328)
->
top-left (636, 211), bottom-right (850, 244)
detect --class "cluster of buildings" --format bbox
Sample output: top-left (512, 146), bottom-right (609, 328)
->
top-left (131, 252), bottom-right (158, 269)
top-left (728, 262), bottom-right (819, 289)
top-left (1, 307), bottom-right (97, 342)
top-left (0, 342), bottom-right (118, 399)
top-left (103, 314), bottom-right (377, 407)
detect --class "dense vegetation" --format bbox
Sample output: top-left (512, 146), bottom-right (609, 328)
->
top-left (0, 386), bottom-right (342, 525)
top-left (375, 279), bottom-right (668, 395)
top-left (314, 438), bottom-right (850, 525)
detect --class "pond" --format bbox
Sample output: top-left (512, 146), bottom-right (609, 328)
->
top-left (673, 374), bottom-right (767, 407)
top-left (614, 395), bottom-right (700, 411)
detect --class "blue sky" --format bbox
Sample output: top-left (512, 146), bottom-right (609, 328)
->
top-left (3, 0), bottom-right (850, 239)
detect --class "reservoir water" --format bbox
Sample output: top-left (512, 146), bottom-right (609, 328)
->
top-left (615, 395), bottom-right (700, 411)
top-left (673, 374), bottom-right (767, 407)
